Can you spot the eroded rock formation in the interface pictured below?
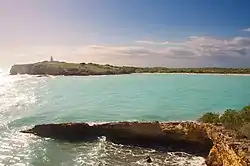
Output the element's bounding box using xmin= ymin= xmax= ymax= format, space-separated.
xmin=21 ymin=122 xmax=250 ymax=166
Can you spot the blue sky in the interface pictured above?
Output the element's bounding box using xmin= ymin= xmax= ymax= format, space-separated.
xmin=0 ymin=0 xmax=250 ymax=67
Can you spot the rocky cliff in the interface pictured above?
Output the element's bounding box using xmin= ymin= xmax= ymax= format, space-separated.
xmin=10 ymin=64 xmax=34 ymax=75
xmin=21 ymin=121 xmax=250 ymax=166
xmin=10 ymin=61 xmax=135 ymax=76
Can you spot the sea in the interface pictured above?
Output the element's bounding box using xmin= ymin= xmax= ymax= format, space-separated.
xmin=0 ymin=68 xmax=250 ymax=166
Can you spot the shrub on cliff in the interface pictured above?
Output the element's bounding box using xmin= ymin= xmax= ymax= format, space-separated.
xmin=240 ymin=105 xmax=250 ymax=122
xmin=220 ymin=109 xmax=243 ymax=130
xmin=197 ymin=112 xmax=220 ymax=124
xmin=198 ymin=105 xmax=250 ymax=139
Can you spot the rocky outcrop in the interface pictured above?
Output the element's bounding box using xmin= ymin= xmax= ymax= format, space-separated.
xmin=10 ymin=64 xmax=33 ymax=75
xmin=10 ymin=62 xmax=135 ymax=76
xmin=21 ymin=121 xmax=250 ymax=166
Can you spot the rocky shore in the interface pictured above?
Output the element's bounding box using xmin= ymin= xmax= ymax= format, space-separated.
xmin=21 ymin=121 xmax=250 ymax=166
xmin=10 ymin=61 xmax=250 ymax=76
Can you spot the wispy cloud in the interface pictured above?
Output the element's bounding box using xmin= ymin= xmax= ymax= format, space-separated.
xmin=74 ymin=36 xmax=250 ymax=66
xmin=242 ymin=28 xmax=250 ymax=32
xmin=135 ymin=41 xmax=169 ymax=45
xmin=2 ymin=36 xmax=250 ymax=67
xmin=135 ymin=41 xmax=156 ymax=44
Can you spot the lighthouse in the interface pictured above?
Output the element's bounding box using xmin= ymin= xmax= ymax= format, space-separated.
xmin=50 ymin=56 xmax=54 ymax=62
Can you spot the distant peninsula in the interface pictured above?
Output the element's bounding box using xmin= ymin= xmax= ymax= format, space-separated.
xmin=10 ymin=61 xmax=250 ymax=76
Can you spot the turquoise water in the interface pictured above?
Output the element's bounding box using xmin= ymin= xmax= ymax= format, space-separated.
xmin=0 ymin=72 xmax=250 ymax=165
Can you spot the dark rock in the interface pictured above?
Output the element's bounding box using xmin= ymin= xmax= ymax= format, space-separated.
xmin=145 ymin=156 xmax=152 ymax=163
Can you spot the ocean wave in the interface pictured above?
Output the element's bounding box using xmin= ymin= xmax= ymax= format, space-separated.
xmin=72 ymin=136 xmax=206 ymax=166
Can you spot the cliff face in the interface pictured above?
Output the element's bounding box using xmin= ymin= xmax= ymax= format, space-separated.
xmin=10 ymin=62 xmax=135 ymax=76
xmin=10 ymin=64 xmax=33 ymax=75
xmin=21 ymin=122 xmax=250 ymax=166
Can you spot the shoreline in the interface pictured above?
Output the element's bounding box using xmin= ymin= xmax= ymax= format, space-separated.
xmin=8 ymin=72 xmax=250 ymax=77
xmin=135 ymin=72 xmax=250 ymax=76
xmin=10 ymin=61 xmax=250 ymax=76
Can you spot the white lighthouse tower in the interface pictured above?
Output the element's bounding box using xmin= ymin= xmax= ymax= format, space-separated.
xmin=50 ymin=56 xmax=54 ymax=62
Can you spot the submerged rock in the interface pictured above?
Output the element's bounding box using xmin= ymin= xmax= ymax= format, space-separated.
xmin=145 ymin=156 xmax=153 ymax=163
xmin=21 ymin=122 xmax=250 ymax=166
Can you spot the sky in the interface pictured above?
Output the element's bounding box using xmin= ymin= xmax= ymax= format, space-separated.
xmin=0 ymin=0 xmax=250 ymax=68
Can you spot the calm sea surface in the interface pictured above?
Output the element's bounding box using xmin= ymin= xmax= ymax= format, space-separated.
xmin=0 ymin=70 xmax=250 ymax=166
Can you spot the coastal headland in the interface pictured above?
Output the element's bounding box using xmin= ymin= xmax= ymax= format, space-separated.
xmin=10 ymin=61 xmax=250 ymax=76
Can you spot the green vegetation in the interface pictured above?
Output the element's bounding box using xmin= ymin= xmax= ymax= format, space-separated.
xmin=198 ymin=105 xmax=250 ymax=138
xmin=197 ymin=112 xmax=220 ymax=124
xmin=134 ymin=67 xmax=250 ymax=74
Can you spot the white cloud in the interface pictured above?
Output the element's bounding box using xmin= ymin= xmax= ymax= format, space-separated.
xmin=135 ymin=36 xmax=250 ymax=59
xmin=160 ymin=41 xmax=169 ymax=44
xmin=136 ymin=41 xmax=168 ymax=45
xmin=135 ymin=41 xmax=156 ymax=44
xmin=242 ymin=28 xmax=250 ymax=32
xmin=1 ymin=36 xmax=250 ymax=68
